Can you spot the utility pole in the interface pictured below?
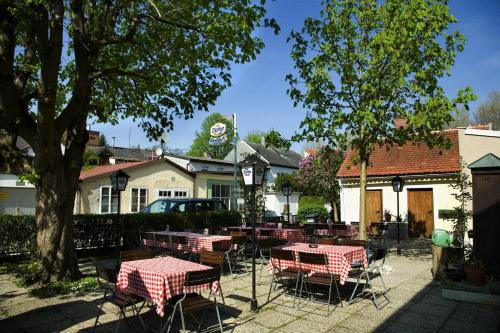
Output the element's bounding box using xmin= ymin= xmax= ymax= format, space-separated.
xmin=232 ymin=113 xmax=238 ymax=211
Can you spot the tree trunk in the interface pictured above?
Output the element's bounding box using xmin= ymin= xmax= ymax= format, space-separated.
xmin=358 ymin=156 xmax=368 ymax=240
xmin=35 ymin=138 xmax=85 ymax=282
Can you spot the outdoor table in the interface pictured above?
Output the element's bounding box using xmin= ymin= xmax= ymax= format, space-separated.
xmin=226 ymin=227 xmax=307 ymax=244
xmin=144 ymin=231 xmax=232 ymax=253
xmin=268 ymin=243 xmax=367 ymax=284
xmin=116 ymin=256 xmax=219 ymax=317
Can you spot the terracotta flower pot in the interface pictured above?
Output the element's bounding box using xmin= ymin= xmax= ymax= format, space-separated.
xmin=464 ymin=264 xmax=487 ymax=286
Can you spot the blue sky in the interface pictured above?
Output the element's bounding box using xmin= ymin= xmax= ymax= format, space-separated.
xmin=92 ymin=0 xmax=500 ymax=153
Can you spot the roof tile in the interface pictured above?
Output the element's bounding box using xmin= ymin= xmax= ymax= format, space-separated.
xmin=337 ymin=130 xmax=460 ymax=178
xmin=79 ymin=161 xmax=148 ymax=181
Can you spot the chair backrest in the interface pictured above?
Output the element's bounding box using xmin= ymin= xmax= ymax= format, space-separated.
xmin=270 ymin=248 xmax=295 ymax=261
xmin=199 ymin=250 xmax=224 ymax=267
xmin=95 ymin=264 xmax=118 ymax=286
xmin=303 ymin=226 xmax=315 ymax=236
xmin=332 ymin=224 xmax=348 ymax=231
xmin=258 ymin=237 xmax=279 ymax=249
xmin=120 ymin=248 xmax=152 ymax=263
xmin=230 ymin=231 xmax=246 ymax=237
xmin=333 ymin=238 xmax=366 ymax=247
xmin=231 ymin=235 xmax=247 ymax=247
xmin=298 ymin=251 xmax=328 ymax=267
xmin=212 ymin=240 xmax=231 ymax=252
xmin=318 ymin=238 xmax=335 ymax=245
xmin=171 ymin=235 xmax=188 ymax=245
xmin=155 ymin=234 xmax=169 ymax=244
xmin=185 ymin=267 xmax=221 ymax=288
xmin=259 ymin=229 xmax=276 ymax=237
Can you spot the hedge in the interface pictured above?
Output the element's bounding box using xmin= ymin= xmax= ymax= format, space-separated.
xmin=298 ymin=196 xmax=326 ymax=208
xmin=0 ymin=210 xmax=241 ymax=258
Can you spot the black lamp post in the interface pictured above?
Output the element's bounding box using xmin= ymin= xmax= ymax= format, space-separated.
xmin=110 ymin=170 xmax=130 ymax=256
xmin=281 ymin=181 xmax=292 ymax=223
xmin=391 ymin=175 xmax=404 ymax=256
xmin=239 ymin=154 xmax=268 ymax=311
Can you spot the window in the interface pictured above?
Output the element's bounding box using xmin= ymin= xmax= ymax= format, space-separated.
xmin=131 ymin=188 xmax=148 ymax=212
xmin=157 ymin=188 xmax=189 ymax=199
xmin=201 ymin=165 xmax=209 ymax=171
xmin=100 ymin=186 xmax=118 ymax=213
xmin=211 ymin=184 xmax=232 ymax=210
xmin=217 ymin=167 xmax=224 ymax=172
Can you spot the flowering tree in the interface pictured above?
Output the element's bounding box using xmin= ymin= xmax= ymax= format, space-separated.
xmin=296 ymin=148 xmax=344 ymax=221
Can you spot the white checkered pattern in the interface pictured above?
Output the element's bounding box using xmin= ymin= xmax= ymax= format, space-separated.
xmin=316 ymin=225 xmax=359 ymax=238
xmin=117 ymin=257 xmax=219 ymax=317
xmin=267 ymin=243 xmax=367 ymax=284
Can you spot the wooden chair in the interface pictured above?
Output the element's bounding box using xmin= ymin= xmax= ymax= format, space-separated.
xmin=297 ymin=252 xmax=342 ymax=315
xmin=231 ymin=235 xmax=248 ymax=274
xmin=257 ymin=238 xmax=279 ymax=283
xmin=120 ymin=249 xmax=152 ymax=263
xmin=212 ymin=240 xmax=236 ymax=275
xmin=164 ymin=268 xmax=223 ymax=333
xmin=260 ymin=229 xmax=276 ymax=237
xmin=230 ymin=231 xmax=247 ymax=237
xmin=333 ymin=238 xmax=367 ymax=247
xmin=171 ymin=235 xmax=191 ymax=260
xmin=318 ymin=237 xmax=336 ymax=245
xmin=267 ymin=248 xmax=300 ymax=306
xmin=93 ymin=264 xmax=146 ymax=333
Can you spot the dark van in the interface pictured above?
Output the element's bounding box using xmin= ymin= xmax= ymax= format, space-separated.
xmin=141 ymin=198 xmax=228 ymax=213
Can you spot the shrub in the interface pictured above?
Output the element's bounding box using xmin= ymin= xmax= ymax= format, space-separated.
xmin=296 ymin=205 xmax=328 ymax=224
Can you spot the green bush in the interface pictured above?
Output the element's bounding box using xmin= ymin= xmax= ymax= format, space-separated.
xmin=299 ymin=196 xmax=326 ymax=208
xmin=296 ymin=205 xmax=328 ymax=224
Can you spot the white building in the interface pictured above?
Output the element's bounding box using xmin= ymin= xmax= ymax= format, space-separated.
xmin=338 ymin=125 xmax=500 ymax=238
xmin=225 ymin=140 xmax=302 ymax=219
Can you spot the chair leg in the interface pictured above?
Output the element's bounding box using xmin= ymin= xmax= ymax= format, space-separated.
xmin=292 ymin=275 xmax=300 ymax=309
xmin=92 ymin=300 xmax=105 ymax=333
xmin=215 ymin=302 xmax=224 ymax=333
xmin=179 ymin=303 xmax=186 ymax=331
xmin=267 ymin=274 xmax=275 ymax=302
xmin=348 ymin=274 xmax=363 ymax=304
xmin=334 ymin=277 xmax=343 ymax=308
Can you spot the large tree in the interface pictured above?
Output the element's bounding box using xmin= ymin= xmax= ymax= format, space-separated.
xmin=287 ymin=0 xmax=475 ymax=239
xmin=296 ymin=147 xmax=343 ymax=221
xmin=474 ymin=91 xmax=500 ymax=130
xmin=0 ymin=0 xmax=277 ymax=282
xmin=188 ymin=112 xmax=234 ymax=159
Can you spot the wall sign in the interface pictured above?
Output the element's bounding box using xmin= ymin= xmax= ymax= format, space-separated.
xmin=209 ymin=122 xmax=227 ymax=146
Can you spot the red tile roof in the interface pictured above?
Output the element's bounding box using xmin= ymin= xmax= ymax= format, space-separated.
xmin=337 ymin=130 xmax=460 ymax=178
xmin=79 ymin=161 xmax=149 ymax=181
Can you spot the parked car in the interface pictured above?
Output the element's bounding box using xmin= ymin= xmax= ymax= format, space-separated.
xmin=141 ymin=198 xmax=228 ymax=213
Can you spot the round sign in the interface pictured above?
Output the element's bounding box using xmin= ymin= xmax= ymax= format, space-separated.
xmin=210 ymin=123 xmax=227 ymax=138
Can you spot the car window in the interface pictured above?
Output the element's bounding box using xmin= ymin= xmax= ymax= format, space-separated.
xmin=146 ymin=200 xmax=170 ymax=213
xmin=194 ymin=201 xmax=211 ymax=212
xmin=171 ymin=202 xmax=188 ymax=212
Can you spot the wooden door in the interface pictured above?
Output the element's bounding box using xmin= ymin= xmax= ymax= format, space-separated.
xmin=472 ymin=171 xmax=500 ymax=269
xmin=366 ymin=190 xmax=382 ymax=226
xmin=408 ymin=189 xmax=434 ymax=238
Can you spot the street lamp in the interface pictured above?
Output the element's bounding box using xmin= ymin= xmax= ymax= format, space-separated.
xmin=281 ymin=181 xmax=292 ymax=223
xmin=239 ymin=154 xmax=268 ymax=311
xmin=391 ymin=175 xmax=404 ymax=256
xmin=110 ymin=170 xmax=130 ymax=256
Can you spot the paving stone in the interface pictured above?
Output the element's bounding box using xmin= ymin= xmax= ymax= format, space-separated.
xmin=252 ymin=308 xmax=297 ymax=329
xmin=395 ymin=310 xmax=448 ymax=331
xmin=439 ymin=320 xmax=498 ymax=333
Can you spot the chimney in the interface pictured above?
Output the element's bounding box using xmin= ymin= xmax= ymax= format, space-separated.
xmin=112 ymin=136 xmax=116 ymax=148
xmin=394 ymin=118 xmax=408 ymax=129
xmin=261 ymin=136 xmax=266 ymax=146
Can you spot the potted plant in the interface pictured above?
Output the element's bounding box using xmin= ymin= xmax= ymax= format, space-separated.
xmin=383 ymin=209 xmax=392 ymax=222
xmin=463 ymin=244 xmax=487 ymax=286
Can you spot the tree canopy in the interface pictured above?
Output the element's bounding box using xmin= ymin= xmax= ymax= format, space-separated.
xmin=287 ymin=0 xmax=475 ymax=239
xmin=187 ymin=113 xmax=234 ymax=159
xmin=0 ymin=0 xmax=277 ymax=282
xmin=474 ymin=91 xmax=500 ymax=130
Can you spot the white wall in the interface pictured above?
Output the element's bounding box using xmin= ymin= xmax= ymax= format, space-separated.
xmin=265 ymin=192 xmax=299 ymax=217
xmin=340 ymin=175 xmax=459 ymax=233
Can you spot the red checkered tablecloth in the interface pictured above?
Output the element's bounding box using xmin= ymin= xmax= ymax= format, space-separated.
xmin=144 ymin=231 xmax=232 ymax=253
xmin=117 ymin=257 xmax=219 ymax=317
xmin=227 ymin=227 xmax=307 ymax=244
xmin=267 ymin=243 xmax=367 ymax=284
xmin=316 ymin=225 xmax=359 ymax=238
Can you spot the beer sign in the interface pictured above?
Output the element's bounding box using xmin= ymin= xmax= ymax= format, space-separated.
xmin=209 ymin=122 xmax=227 ymax=146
